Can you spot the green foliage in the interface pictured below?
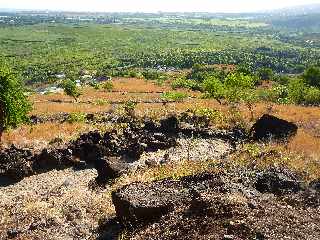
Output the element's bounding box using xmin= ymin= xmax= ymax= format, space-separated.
xmin=187 ymin=64 xmax=225 ymax=82
xmin=274 ymin=75 xmax=290 ymax=85
xmin=202 ymin=77 xmax=225 ymax=101
xmin=171 ymin=77 xmax=202 ymax=91
xmin=63 ymin=79 xmax=81 ymax=101
xmin=142 ymin=70 xmax=163 ymax=80
xmin=287 ymin=78 xmax=307 ymax=104
xmin=0 ymin=62 xmax=31 ymax=136
xmin=257 ymin=67 xmax=274 ymax=81
xmin=257 ymin=85 xmax=289 ymax=104
xmin=303 ymin=66 xmax=320 ymax=88
xmin=304 ymin=87 xmax=320 ymax=105
xmin=94 ymin=99 xmax=110 ymax=106
xmin=102 ymin=82 xmax=114 ymax=92
xmin=203 ymin=72 xmax=256 ymax=103
xmin=161 ymin=92 xmax=188 ymax=102
xmin=236 ymin=64 xmax=254 ymax=76
xmin=1 ymin=21 xmax=320 ymax=86
xmin=66 ymin=112 xmax=86 ymax=123
xmin=191 ymin=107 xmax=226 ymax=125
xmin=224 ymin=72 xmax=256 ymax=89
xmin=123 ymin=100 xmax=137 ymax=116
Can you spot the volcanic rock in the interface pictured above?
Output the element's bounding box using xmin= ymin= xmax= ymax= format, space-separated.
xmin=0 ymin=146 xmax=33 ymax=181
xmin=95 ymin=156 xmax=131 ymax=184
xmin=250 ymin=114 xmax=298 ymax=141
xmin=112 ymin=179 xmax=192 ymax=226
xmin=309 ymin=179 xmax=320 ymax=191
xmin=160 ymin=115 xmax=179 ymax=134
xmin=32 ymin=148 xmax=73 ymax=173
xmin=255 ymin=168 xmax=302 ymax=194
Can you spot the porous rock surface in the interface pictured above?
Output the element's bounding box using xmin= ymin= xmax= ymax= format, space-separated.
xmin=111 ymin=169 xmax=320 ymax=240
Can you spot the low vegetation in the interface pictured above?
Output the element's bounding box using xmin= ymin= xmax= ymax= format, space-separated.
xmin=0 ymin=9 xmax=320 ymax=240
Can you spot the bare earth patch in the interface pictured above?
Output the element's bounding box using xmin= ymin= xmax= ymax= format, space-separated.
xmin=0 ymin=168 xmax=114 ymax=240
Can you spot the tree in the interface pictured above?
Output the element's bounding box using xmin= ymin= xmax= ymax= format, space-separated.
xmin=257 ymin=67 xmax=274 ymax=81
xmin=303 ymin=66 xmax=320 ymax=88
xmin=288 ymin=78 xmax=306 ymax=104
xmin=202 ymin=77 xmax=225 ymax=104
xmin=63 ymin=79 xmax=81 ymax=102
xmin=0 ymin=63 xmax=31 ymax=141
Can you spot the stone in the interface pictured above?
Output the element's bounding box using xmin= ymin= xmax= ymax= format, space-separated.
xmin=309 ymin=179 xmax=320 ymax=191
xmin=250 ymin=114 xmax=298 ymax=141
xmin=160 ymin=115 xmax=179 ymax=134
xmin=112 ymin=179 xmax=191 ymax=226
xmin=95 ymin=156 xmax=131 ymax=184
xmin=255 ymin=168 xmax=301 ymax=194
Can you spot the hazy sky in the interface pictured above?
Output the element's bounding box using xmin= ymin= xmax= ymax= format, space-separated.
xmin=1 ymin=0 xmax=320 ymax=12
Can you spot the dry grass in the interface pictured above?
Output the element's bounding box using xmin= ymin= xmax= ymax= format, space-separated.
xmin=2 ymin=122 xmax=93 ymax=148
xmin=32 ymin=101 xmax=111 ymax=115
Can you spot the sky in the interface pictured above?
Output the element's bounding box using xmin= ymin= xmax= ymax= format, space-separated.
xmin=1 ymin=0 xmax=320 ymax=13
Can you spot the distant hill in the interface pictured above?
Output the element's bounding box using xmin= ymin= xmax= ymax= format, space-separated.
xmin=269 ymin=4 xmax=320 ymax=16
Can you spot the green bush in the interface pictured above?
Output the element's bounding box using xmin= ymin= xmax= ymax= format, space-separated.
xmin=187 ymin=64 xmax=225 ymax=82
xmin=274 ymin=75 xmax=290 ymax=85
xmin=202 ymin=77 xmax=225 ymax=101
xmin=94 ymin=99 xmax=110 ymax=106
xmin=171 ymin=77 xmax=201 ymax=91
xmin=304 ymin=87 xmax=320 ymax=105
xmin=192 ymin=108 xmax=225 ymax=123
xmin=224 ymin=72 xmax=256 ymax=89
xmin=0 ymin=62 xmax=31 ymax=139
xmin=257 ymin=85 xmax=289 ymax=104
xmin=63 ymin=79 xmax=81 ymax=101
xmin=288 ymin=78 xmax=306 ymax=104
xmin=257 ymin=67 xmax=274 ymax=81
xmin=303 ymin=66 xmax=320 ymax=88
xmin=161 ymin=92 xmax=188 ymax=102
xmin=66 ymin=112 xmax=86 ymax=123
xmin=102 ymin=81 xmax=114 ymax=92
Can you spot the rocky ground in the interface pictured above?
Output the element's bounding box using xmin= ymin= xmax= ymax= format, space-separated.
xmin=1 ymin=112 xmax=317 ymax=240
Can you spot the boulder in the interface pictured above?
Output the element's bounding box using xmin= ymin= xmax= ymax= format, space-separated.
xmin=250 ymin=114 xmax=298 ymax=141
xmin=95 ymin=156 xmax=131 ymax=184
xmin=112 ymin=179 xmax=192 ymax=226
xmin=32 ymin=148 xmax=73 ymax=172
xmin=111 ymin=173 xmax=246 ymax=226
xmin=255 ymin=168 xmax=301 ymax=194
xmin=0 ymin=146 xmax=34 ymax=181
xmin=160 ymin=116 xmax=179 ymax=134
xmin=309 ymin=179 xmax=320 ymax=191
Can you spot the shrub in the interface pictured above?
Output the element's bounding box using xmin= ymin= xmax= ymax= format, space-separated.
xmin=257 ymin=85 xmax=289 ymax=104
xmin=161 ymin=92 xmax=188 ymax=102
xmin=304 ymin=87 xmax=320 ymax=105
xmin=63 ymin=79 xmax=81 ymax=101
xmin=66 ymin=112 xmax=86 ymax=123
xmin=257 ymin=67 xmax=274 ymax=81
xmin=187 ymin=64 xmax=225 ymax=82
xmin=102 ymin=81 xmax=114 ymax=92
xmin=192 ymin=108 xmax=225 ymax=125
xmin=171 ymin=77 xmax=201 ymax=91
xmin=123 ymin=100 xmax=137 ymax=116
xmin=274 ymin=75 xmax=290 ymax=85
xmin=202 ymin=77 xmax=225 ymax=102
xmin=94 ymin=99 xmax=110 ymax=106
xmin=224 ymin=72 xmax=256 ymax=89
xmin=0 ymin=62 xmax=31 ymax=140
xmin=303 ymin=66 xmax=320 ymax=88
xmin=288 ymin=78 xmax=306 ymax=104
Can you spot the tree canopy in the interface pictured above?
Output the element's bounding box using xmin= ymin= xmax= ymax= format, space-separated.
xmin=303 ymin=66 xmax=320 ymax=88
xmin=0 ymin=62 xmax=31 ymax=140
